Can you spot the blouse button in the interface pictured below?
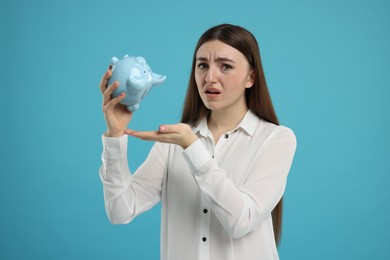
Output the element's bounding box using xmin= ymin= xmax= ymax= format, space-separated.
xmin=224 ymin=134 xmax=229 ymax=139
xmin=203 ymin=209 xmax=208 ymax=214
xmin=202 ymin=237 xmax=207 ymax=242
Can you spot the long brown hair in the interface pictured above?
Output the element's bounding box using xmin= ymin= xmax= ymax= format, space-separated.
xmin=181 ymin=24 xmax=283 ymax=246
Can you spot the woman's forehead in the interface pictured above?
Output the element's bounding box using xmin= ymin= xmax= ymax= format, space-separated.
xmin=196 ymin=40 xmax=244 ymax=61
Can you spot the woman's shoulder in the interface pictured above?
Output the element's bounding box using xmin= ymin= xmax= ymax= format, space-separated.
xmin=257 ymin=119 xmax=296 ymax=144
xmin=265 ymin=120 xmax=294 ymax=135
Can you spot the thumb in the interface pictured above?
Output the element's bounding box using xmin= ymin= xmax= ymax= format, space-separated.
xmin=159 ymin=124 xmax=180 ymax=133
xmin=159 ymin=125 xmax=168 ymax=133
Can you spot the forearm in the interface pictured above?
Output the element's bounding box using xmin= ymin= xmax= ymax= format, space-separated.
xmin=183 ymin=134 xmax=296 ymax=238
xmin=192 ymin=158 xmax=270 ymax=238
xmin=182 ymin=140 xmax=258 ymax=237
xmin=100 ymin=135 xmax=136 ymax=223
xmin=99 ymin=135 xmax=167 ymax=224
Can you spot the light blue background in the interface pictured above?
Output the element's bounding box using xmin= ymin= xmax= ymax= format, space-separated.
xmin=1 ymin=0 xmax=389 ymax=259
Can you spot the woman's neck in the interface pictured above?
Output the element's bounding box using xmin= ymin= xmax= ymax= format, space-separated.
xmin=208 ymin=105 xmax=248 ymax=135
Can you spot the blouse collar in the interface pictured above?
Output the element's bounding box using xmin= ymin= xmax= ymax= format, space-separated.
xmin=193 ymin=110 xmax=259 ymax=138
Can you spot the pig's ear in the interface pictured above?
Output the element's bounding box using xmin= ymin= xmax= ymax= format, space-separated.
xmin=111 ymin=56 xmax=119 ymax=65
xmin=135 ymin=56 xmax=146 ymax=64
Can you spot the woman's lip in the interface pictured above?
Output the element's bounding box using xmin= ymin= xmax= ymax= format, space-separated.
xmin=205 ymin=92 xmax=220 ymax=99
xmin=204 ymin=86 xmax=221 ymax=98
xmin=205 ymin=86 xmax=221 ymax=93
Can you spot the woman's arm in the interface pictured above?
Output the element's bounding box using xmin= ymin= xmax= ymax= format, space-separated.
xmin=126 ymin=123 xmax=296 ymax=238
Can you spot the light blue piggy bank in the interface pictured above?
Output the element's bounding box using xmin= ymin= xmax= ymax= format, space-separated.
xmin=108 ymin=55 xmax=166 ymax=111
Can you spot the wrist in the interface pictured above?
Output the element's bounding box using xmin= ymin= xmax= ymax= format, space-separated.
xmin=104 ymin=130 xmax=124 ymax=138
xmin=181 ymin=135 xmax=198 ymax=150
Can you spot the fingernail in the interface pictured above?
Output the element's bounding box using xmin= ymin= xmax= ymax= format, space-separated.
xmin=159 ymin=126 xmax=166 ymax=132
xmin=108 ymin=65 xmax=113 ymax=70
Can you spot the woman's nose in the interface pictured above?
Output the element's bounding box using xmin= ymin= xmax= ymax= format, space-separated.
xmin=205 ymin=66 xmax=217 ymax=83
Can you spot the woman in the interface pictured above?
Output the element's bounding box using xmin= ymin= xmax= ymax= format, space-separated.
xmin=99 ymin=24 xmax=296 ymax=260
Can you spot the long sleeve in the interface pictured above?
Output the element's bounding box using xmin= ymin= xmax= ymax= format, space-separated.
xmin=99 ymin=135 xmax=168 ymax=224
xmin=183 ymin=127 xmax=297 ymax=238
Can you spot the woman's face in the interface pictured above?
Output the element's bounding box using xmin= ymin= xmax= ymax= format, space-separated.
xmin=195 ymin=40 xmax=254 ymax=113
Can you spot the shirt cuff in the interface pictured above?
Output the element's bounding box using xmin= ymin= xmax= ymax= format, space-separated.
xmin=183 ymin=139 xmax=212 ymax=174
xmin=102 ymin=134 xmax=128 ymax=160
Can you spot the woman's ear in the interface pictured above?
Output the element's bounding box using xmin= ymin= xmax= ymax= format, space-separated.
xmin=246 ymin=71 xmax=255 ymax=88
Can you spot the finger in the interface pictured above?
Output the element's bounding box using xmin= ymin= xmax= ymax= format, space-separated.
xmin=102 ymin=81 xmax=120 ymax=105
xmin=99 ymin=65 xmax=113 ymax=94
xmin=125 ymin=129 xmax=162 ymax=141
xmin=103 ymin=92 xmax=126 ymax=112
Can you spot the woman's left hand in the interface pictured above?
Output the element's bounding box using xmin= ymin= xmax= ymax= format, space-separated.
xmin=125 ymin=123 xmax=198 ymax=149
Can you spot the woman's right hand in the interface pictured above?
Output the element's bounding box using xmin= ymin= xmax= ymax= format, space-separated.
xmin=100 ymin=66 xmax=133 ymax=137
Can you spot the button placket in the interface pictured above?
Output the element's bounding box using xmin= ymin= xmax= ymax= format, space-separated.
xmin=199 ymin=202 xmax=210 ymax=260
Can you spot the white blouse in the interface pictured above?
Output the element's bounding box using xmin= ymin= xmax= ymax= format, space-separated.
xmin=99 ymin=110 xmax=296 ymax=260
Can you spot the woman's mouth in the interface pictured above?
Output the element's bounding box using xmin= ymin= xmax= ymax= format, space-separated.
xmin=205 ymin=87 xmax=221 ymax=98
xmin=206 ymin=90 xmax=220 ymax=94
xmin=205 ymin=90 xmax=221 ymax=99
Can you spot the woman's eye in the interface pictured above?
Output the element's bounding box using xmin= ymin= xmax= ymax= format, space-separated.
xmin=197 ymin=63 xmax=208 ymax=69
xmin=222 ymin=64 xmax=233 ymax=70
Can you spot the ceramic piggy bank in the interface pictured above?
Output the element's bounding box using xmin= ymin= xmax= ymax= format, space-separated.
xmin=108 ymin=55 xmax=166 ymax=111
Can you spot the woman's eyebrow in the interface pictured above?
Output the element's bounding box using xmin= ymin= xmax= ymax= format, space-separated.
xmin=196 ymin=57 xmax=208 ymax=62
xmin=196 ymin=57 xmax=235 ymax=63
xmin=215 ymin=57 xmax=235 ymax=63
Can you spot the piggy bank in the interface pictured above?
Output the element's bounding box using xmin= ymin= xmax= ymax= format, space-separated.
xmin=108 ymin=55 xmax=166 ymax=111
